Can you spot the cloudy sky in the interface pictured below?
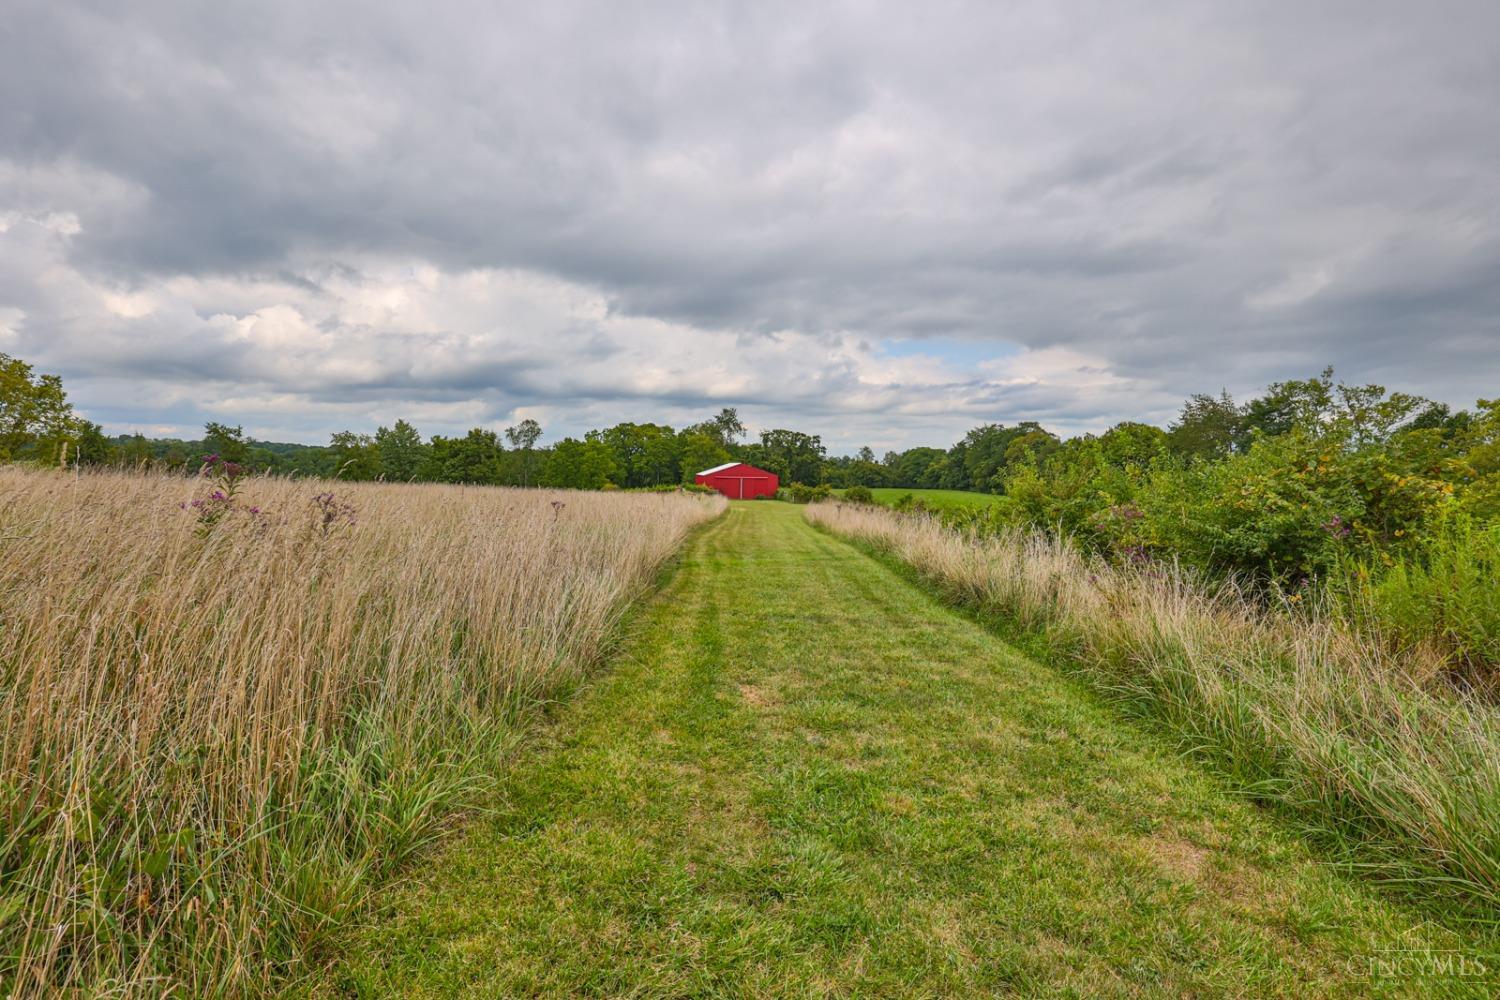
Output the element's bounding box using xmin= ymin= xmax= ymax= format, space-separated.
xmin=2 ymin=1 xmax=1497 ymax=452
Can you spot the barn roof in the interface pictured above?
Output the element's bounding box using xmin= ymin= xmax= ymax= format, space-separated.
xmin=696 ymin=461 xmax=743 ymax=476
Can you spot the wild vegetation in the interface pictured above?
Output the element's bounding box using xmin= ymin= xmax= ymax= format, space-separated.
xmin=5 ymin=348 xmax=1498 ymax=985
xmin=842 ymin=374 xmax=1500 ymax=688
xmin=836 ymin=486 xmax=1008 ymax=511
xmin=334 ymin=503 xmax=1491 ymax=997
xmin=0 ymin=464 xmax=722 ymax=995
xmin=805 ymin=500 xmax=1500 ymax=923
xmin=14 ymin=347 xmax=1496 ymax=641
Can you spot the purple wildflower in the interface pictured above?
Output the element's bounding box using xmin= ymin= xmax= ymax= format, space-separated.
xmin=311 ymin=491 xmax=357 ymax=535
xmin=1321 ymin=514 xmax=1351 ymax=539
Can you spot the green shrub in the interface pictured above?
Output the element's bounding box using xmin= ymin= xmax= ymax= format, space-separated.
xmin=843 ymin=485 xmax=873 ymax=504
xmin=889 ymin=492 xmax=925 ymax=513
xmin=1136 ymin=430 xmax=1365 ymax=582
xmin=785 ymin=482 xmax=831 ymax=504
xmin=626 ymin=483 xmax=717 ymax=495
xmin=1332 ymin=519 xmax=1500 ymax=685
xmin=1457 ymin=473 xmax=1500 ymax=521
xmin=1005 ymin=459 xmax=1145 ymax=550
xmin=936 ymin=497 xmax=1020 ymax=535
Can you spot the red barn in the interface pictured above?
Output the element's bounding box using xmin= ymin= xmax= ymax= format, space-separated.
xmin=695 ymin=461 xmax=779 ymax=499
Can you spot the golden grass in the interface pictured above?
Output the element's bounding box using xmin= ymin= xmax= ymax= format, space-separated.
xmin=805 ymin=500 xmax=1500 ymax=925
xmin=0 ymin=465 xmax=723 ymax=995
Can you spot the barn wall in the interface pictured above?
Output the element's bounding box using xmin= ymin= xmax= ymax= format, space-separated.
xmin=694 ymin=464 xmax=779 ymax=499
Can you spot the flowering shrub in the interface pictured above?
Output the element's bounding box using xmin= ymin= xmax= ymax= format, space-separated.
xmin=1322 ymin=514 xmax=1352 ymax=539
xmin=1089 ymin=501 xmax=1150 ymax=557
xmin=311 ymin=491 xmax=357 ymax=536
xmin=181 ymin=454 xmax=263 ymax=535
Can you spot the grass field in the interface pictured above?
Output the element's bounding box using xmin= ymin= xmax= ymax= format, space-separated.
xmin=0 ymin=466 xmax=722 ymax=996
xmin=328 ymin=501 xmax=1494 ymax=997
xmin=835 ymin=486 xmax=1005 ymax=510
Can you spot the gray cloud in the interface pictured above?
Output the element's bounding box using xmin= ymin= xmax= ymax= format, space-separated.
xmin=1 ymin=0 xmax=1497 ymax=450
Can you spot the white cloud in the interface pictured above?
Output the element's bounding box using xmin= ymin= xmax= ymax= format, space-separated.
xmin=3 ymin=219 xmax=1168 ymax=445
xmin=2 ymin=1 xmax=1497 ymax=450
xmin=0 ymin=307 xmax=23 ymax=344
xmin=1246 ymin=268 xmax=1334 ymax=310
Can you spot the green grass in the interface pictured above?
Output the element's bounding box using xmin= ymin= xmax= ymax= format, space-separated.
xmin=835 ymin=486 xmax=1005 ymax=511
xmin=322 ymin=502 xmax=1494 ymax=997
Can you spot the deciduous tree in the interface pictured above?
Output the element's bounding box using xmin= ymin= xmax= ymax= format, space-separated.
xmin=0 ymin=352 xmax=75 ymax=462
xmin=376 ymin=419 xmax=428 ymax=481
xmin=504 ymin=418 xmax=543 ymax=486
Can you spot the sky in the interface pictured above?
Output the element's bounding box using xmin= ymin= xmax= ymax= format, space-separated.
xmin=2 ymin=1 xmax=1497 ymax=453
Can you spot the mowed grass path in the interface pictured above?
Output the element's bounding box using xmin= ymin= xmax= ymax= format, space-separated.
xmin=328 ymin=502 xmax=1490 ymax=998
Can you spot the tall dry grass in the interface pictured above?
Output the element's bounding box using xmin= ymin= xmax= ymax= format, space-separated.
xmin=0 ymin=465 xmax=723 ymax=995
xmin=806 ymin=501 xmax=1500 ymax=925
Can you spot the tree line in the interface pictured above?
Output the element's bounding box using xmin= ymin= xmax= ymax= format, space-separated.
xmin=3 ymin=351 xmax=1494 ymax=521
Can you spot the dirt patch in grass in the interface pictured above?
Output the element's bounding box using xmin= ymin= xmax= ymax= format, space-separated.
xmin=1148 ymin=836 xmax=1213 ymax=881
xmin=738 ymin=682 xmax=778 ymax=708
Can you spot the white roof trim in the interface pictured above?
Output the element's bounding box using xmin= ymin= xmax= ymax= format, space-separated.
xmin=696 ymin=461 xmax=743 ymax=476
